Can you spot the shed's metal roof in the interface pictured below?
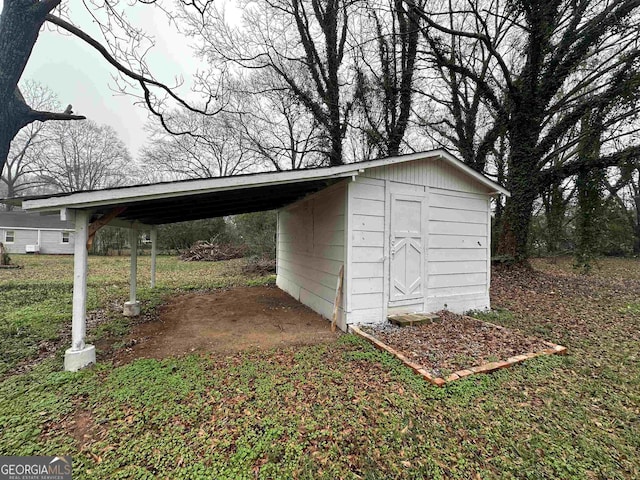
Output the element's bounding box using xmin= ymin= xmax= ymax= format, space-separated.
xmin=2 ymin=149 xmax=509 ymax=226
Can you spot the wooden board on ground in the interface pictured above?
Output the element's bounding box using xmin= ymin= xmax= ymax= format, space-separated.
xmin=331 ymin=265 xmax=344 ymax=332
xmin=388 ymin=313 xmax=441 ymax=327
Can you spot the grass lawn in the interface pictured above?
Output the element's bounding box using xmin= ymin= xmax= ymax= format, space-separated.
xmin=1 ymin=255 xmax=639 ymax=479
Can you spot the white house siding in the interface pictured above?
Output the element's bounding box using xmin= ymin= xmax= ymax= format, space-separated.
xmin=0 ymin=227 xmax=74 ymax=254
xmin=276 ymin=182 xmax=347 ymax=328
xmin=345 ymin=156 xmax=492 ymax=325
xmin=1 ymin=228 xmax=37 ymax=254
xmin=39 ymin=230 xmax=75 ymax=254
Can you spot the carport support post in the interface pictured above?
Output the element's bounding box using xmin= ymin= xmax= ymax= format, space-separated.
xmin=64 ymin=209 xmax=96 ymax=372
xmin=150 ymin=226 xmax=157 ymax=288
xmin=123 ymin=225 xmax=141 ymax=316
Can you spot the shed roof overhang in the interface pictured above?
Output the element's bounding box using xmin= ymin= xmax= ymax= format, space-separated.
xmin=3 ymin=149 xmax=509 ymax=226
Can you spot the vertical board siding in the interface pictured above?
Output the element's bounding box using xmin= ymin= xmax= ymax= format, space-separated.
xmin=276 ymin=182 xmax=346 ymax=326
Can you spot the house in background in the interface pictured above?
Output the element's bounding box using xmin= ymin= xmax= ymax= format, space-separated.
xmin=0 ymin=210 xmax=74 ymax=254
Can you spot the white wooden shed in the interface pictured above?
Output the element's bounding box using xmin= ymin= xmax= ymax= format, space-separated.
xmin=276 ymin=150 xmax=509 ymax=330
xmin=3 ymin=149 xmax=508 ymax=370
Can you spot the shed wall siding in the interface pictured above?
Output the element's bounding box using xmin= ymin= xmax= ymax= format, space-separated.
xmin=347 ymin=177 xmax=386 ymax=324
xmin=0 ymin=228 xmax=74 ymax=254
xmin=276 ymin=183 xmax=346 ymax=328
xmin=346 ymin=158 xmax=491 ymax=324
xmin=363 ymin=157 xmax=488 ymax=194
xmin=425 ymin=189 xmax=490 ymax=313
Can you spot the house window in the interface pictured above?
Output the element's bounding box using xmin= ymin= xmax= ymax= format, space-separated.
xmin=61 ymin=232 xmax=70 ymax=244
xmin=4 ymin=230 xmax=15 ymax=243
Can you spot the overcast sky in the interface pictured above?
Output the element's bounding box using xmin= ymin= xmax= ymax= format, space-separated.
xmin=18 ymin=0 xmax=214 ymax=158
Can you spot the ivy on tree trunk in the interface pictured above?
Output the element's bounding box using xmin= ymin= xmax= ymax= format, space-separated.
xmin=542 ymin=182 xmax=567 ymax=255
xmin=574 ymin=115 xmax=604 ymax=273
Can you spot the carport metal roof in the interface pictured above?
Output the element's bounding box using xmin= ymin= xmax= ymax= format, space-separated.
xmin=3 ymin=149 xmax=509 ymax=225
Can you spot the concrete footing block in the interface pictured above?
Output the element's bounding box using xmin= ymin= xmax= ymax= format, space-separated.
xmin=123 ymin=301 xmax=141 ymax=317
xmin=64 ymin=344 xmax=96 ymax=372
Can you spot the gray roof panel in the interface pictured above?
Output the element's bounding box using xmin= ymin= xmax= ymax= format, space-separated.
xmin=0 ymin=211 xmax=73 ymax=230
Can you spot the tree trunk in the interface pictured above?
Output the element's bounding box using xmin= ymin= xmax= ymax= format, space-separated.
xmin=0 ymin=92 xmax=33 ymax=173
xmin=0 ymin=127 xmax=14 ymax=178
xmin=492 ymin=137 xmax=507 ymax=247
xmin=574 ymin=168 xmax=604 ymax=272
xmin=4 ymin=180 xmax=15 ymax=210
xmin=0 ymin=0 xmax=52 ymax=174
xmin=496 ymin=124 xmax=540 ymax=261
xmin=328 ymin=124 xmax=343 ymax=166
xmin=633 ymin=194 xmax=640 ymax=255
xmin=544 ymin=183 xmax=566 ymax=255
xmin=496 ymin=181 xmax=538 ymax=261
xmin=574 ymin=114 xmax=603 ymax=273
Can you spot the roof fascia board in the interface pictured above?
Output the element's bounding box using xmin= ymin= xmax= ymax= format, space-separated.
xmin=435 ymin=149 xmax=511 ymax=197
xmin=21 ymin=168 xmax=360 ymax=212
xmin=355 ymin=149 xmax=510 ymax=197
xmin=18 ymin=148 xmax=509 ymax=212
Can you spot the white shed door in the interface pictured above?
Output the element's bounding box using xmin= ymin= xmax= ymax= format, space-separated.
xmin=389 ymin=194 xmax=425 ymax=303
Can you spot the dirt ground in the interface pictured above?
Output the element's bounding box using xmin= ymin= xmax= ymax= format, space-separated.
xmin=114 ymin=285 xmax=339 ymax=363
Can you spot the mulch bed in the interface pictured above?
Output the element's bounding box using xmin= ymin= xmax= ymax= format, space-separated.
xmin=357 ymin=311 xmax=566 ymax=386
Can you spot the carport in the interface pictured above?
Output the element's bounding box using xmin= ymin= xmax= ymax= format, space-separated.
xmin=7 ymin=163 xmax=366 ymax=371
xmin=5 ymin=149 xmax=508 ymax=372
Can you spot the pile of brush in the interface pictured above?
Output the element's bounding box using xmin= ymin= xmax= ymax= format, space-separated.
xmin=241 ymin=256 xmax=276 ymax=275
xmin=180 ymin=240 xmax=247 ymax=261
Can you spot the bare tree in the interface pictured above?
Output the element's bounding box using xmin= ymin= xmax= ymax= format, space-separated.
xmin=409 ymin=0 xmax=640 ymax=260
xmin=412 ymin=0 xmax=505 ymax=172
xmin=142 ymin=111 xmax=256 ymax=180
xmin=233 ymin=71 xmax=325 ymax=170
xmin=33 ymin=120 xmax=131 ymax=192
xmin=1 ymin=80 xmax=59 ymax=207
xmin=620 ymin=169 xmax=640 ymax=254
xmin=606 ymin=158 xmax=640 ymax=254
xmin=181 ymin=0 xmax=363 ymax=166
xmin=0 ymin=0 xmax=224 ymax=177
xmin=353 ymin=0 xmax=424 ymax=157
